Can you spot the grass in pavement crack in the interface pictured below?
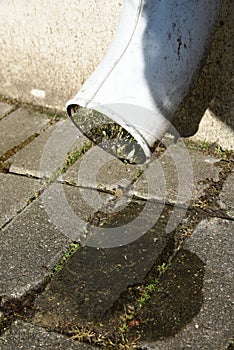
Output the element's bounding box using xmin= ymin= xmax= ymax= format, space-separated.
xmin=67 ymin=323 xmax=140 ymax=349
xmin=24 ymin=140 xmax=93 ymax=208
xmin=51 ymin=242 xmax=79 ymax=276
xmin=118 ymin=262 xmax=171 ymax=339
xmin=46 ymin=140 xmax=93 ymax=186
xmin=185 ymin=139 xmax=234 ymax=161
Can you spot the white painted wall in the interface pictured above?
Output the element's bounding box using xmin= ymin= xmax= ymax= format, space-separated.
xmin=0 ymin=0 xmax=122 ymax=110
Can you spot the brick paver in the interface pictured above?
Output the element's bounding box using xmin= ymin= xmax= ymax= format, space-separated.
xmin=0 ymin=107 xmax=50 ymax=158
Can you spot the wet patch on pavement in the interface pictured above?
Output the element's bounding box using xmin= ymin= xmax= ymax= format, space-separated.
xmin=26 ymin=199 xmax=181 ymax=332
xmin=127 ymin=249 xmax=205 ymax=341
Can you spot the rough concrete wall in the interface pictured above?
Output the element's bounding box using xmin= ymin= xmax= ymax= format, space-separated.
xmin=0 ymin=0 xmax=122 ymax=110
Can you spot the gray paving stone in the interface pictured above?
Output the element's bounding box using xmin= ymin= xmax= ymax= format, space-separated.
xmin=0 ymin=198 xmax=69 ymax=299
xmin=219 ymin=171 xmax=234 ymax=218
xmin=40 ymin=182 xmax=112 ymax=242
xmin=0 ymin=102 xmax=13 ymax=119
xmin=0 ymin=183 xmax=106 ymax=298
xmin=29 ymin=200 xmax=184 ymax=330
xmin=0 ymin=107 xmax=50 ymax=158
xmin=0 ymin=320 xmax=97 ymax=349
xmin=190 ymin=109 xmax=234 ymax=151
xmin=140 ymin=218 xmax=234 ymax=350
xmin=131 ymin=141 xmax=221 ymax=205
xmin=9 ymin=119 xmax=86 ymax=178
xmin=63 ymin=144 xmax=140 ymax=191
xmin=0 ymin=173 xmax=42 ymax=228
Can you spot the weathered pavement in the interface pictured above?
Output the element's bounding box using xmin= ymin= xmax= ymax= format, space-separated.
xmin=0 ymin=100 xmax=233 ymax=349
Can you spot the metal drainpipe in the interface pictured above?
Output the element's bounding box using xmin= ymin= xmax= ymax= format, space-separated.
xmin=66 ymin=0 xmax=221 ymax=163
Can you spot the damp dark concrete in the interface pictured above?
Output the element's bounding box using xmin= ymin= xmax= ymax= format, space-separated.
xmin=128 ymin=249 xmax=205 ymax=340
xmin=30 ymin=200 xmax=182 ymax=329
xmin=139 ymin=218 xmax=234 ymax=350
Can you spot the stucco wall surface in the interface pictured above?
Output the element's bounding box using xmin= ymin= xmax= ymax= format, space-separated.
xmin=0 ymin=0 xmax=122 ymax=110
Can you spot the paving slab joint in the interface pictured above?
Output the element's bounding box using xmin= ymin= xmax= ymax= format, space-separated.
xmin=190 ymin=161 xmax=234 ymax=221
xmin=0 ymin=94 xmax=66 ymax=120
xmin=0 ymin=105 xmax=19 ymax=121
xmin=0 ymin=277 xmax=50 ymax=336
xmin=43 ymin=139 xmax=94 ymax=189
xmin=2 ymin=139 xmax=94 ymax=230
xmin=0 ymin=133 xmax=40 ymax=164
xmin=0 ymin=175 xmax=43 ymax=230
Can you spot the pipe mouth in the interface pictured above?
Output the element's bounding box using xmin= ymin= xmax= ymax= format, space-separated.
xmin=68 ymin=105 xmax=150 ymax=165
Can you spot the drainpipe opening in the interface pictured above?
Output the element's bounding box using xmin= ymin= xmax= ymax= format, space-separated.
xmin=68 ymin=105 xmax=151 ymax=165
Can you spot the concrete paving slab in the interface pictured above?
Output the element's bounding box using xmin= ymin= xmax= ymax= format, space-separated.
xmin=0 ymin=183 xmax=106 ymax=298
xmin=219 ymin=172 xmax=234 ymax=219
xmin=190 ymin=108 xmax=234 ymax=152
xmin=131 ymin=140 xmax=221 ymax=205
xmin=40 ymin=182 xmax=113 ymax=242
xmin=0 ymin=108 xmax=50 ymax=158
xmin=29 ymin=201 xmax=176 ymax=327
xmin=63 ymin=144 xmax=139 ymax=192
xmin=0 ymin=102 xmax=13 ymax=119
xmin=29 ymin=200 xmax=184 ymax=330
xmin=0 ymin=197 xmax=70 ymax=299
xmin=0 ymin=173 xmax=42 ymax=228
xmin=9 ymin=119 xmax=87 ymax=178
xmin=0 ymin=320 xmax=97 ymax=349
xmin=139 ymin=218 xmax=234 ymax=350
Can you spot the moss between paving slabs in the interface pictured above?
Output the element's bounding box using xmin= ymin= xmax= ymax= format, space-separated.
xmin=51 ymin=242 xmax=79 ymax=275
xmin=26 ymin=140 xmax=93 ymax=205
xmin=47 ymin=139 xmax=93 ymax=185
xmin=0 ymin=94 xmax=66 ymax=121
xmin=185 ymin=138 xmax=234 ymax=161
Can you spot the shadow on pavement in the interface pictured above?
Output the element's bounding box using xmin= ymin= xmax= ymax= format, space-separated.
xmin=129 ymin=249 xmax=205 ymax=340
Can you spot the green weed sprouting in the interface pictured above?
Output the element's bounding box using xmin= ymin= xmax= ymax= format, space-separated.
xmin=215 ymin=145 xmax=227 ymax=160
xmin=52 ymin=242 xmax=79 ymax=275
xmin=64 ymin=140 xmax=93 ymax=169
xmin=46 ymin=140 xmax=93 ymax=186
xmin=137 ymin=262 xmax=171 ymax=308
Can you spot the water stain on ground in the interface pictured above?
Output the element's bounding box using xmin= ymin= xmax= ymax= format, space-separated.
xmin=128 ymin=249 xmax=205 ymax=341
xmin=24 ymin=198 xmax=206 ymax=347
xmin=30 ymin=199 xmax=173 ymax=327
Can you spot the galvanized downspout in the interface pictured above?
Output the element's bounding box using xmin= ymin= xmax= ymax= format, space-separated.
xmin=66 ymin=0 xmax=221 ymax=162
